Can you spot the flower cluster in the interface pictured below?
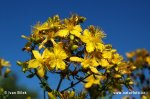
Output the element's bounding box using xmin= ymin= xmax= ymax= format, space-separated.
xmin=126 ymin=49 xmax=150 ymax=99
xmin=126 ymin=49 xmax=150 ymax=67
xmin=0 ymin=58 xmax=11 ymax=98
xmin=0 ymin=58 xmax=11 ymax=77
xmin=18 ymin=14 xmax=136 ymax=98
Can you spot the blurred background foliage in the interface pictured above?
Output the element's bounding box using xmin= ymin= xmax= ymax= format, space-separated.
xmin=0 ymin=58 xmax=38 ymax=99
xmin=0 ymin=74 xmax=38 ymax=99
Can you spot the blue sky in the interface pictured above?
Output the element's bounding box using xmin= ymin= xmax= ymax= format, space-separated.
xmin=0 ymin=0 xmax=150 ymax=99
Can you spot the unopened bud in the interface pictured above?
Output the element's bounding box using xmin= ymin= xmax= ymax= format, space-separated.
xmin=21 ymin=35 xmax=30 ymax=40
xmin=131 ymin=66 xmax=136 ymax=70
xmin=126 ymin=77 xmax=131 ymax=81
xmin=70 ymin=35 xmax=74 ymax=40
xmin=106 ymin=70 xmax=110 ymax=73
xmin=71 ymin=45 xmax=78 ymax=50
xmin=129 ymin=81 xmax=134 ymax=85
xmin=114 ymin=74 xmax=122 ymax=78
xmin=69 ymin=91 xmax=75 ymax=98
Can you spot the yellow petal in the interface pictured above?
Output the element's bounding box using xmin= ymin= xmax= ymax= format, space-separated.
xmin=48 ymin=92 xmax=56 ymax=99
xmin=28 ymin=59 xmax=40 ymax=68
xmin=102 ymin=51 xmax=112 ymax=59
xmin=83 ymin=29 xmax=91 ymax=37
xmin=85 ymin=82 xmax=93 ymax=88
xmin=74 ymin=25 xmax=82 ymax=32
xmin=91 ymin=58 xmax=99 ymax=67
xmin=53 ymin=44 xmax=67 ymax=59
xmin=0 ymin=59 xmax=10 ymax=66
xmin=36 ymin=22 xmax=48 ymax=31
xmin=96 ymin=43 xmax=105 ymax=52
xmin=141 ymin=95 xmax=147 ymax=99
xmin=81 ymin=59 xmax=90 ymax=68
xmin=70 ymin=30 xmax=81 ymax=37
xmin=49 ymin=60 xmax=56 ymax=70
xmin=94 ymin=75 xmax=104 ymax=84
xmin=71 ymin=25 xmax=82 ymax=37
xmin=32 ymin=50 xmax=42 ymax=60
xmin=146 ymin=56 xmax=150 ymax=65
xmin=80 ymin=37 xmax=88 ymax=46
xmin=57 ymin=61 xmax=66 ymax=70
xmin=99 ymin=59 xmax=110 ymax=67
xmin=90 ymin=67 xmax=99 ymax=73
xmin=42 ymin=48 xmax=52 ymax=59
xmin=37 ymin=66 xmax=45 ymax=78
xmin=126 ymin=52 xmax=135 ymax=58
xmin=86 ymin=42 xmax=95 ymax=52
xmin=56 ymin=29 xmax=69 ymax=37
xmin=70 ymin=57 xmax=83 ymax=62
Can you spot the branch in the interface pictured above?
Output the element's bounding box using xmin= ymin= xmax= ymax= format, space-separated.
xmin=61 ymin=74 xmax=91 ymax=92
xmin=56 ymin=77 xmax=63 ymax=91
xmin=34 ymin=69 xmax=52 ymax=92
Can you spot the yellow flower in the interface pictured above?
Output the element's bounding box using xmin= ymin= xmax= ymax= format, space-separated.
xmin=126 ymin=52 xmax=135 ymax=58
xmin=36 ymin=22 xmax=49 ymax=31
xmin=141 ymin=95 xmax=148 ymax=99
xmin=48 ymin=43 xmax=68 ymax=70
xmin=112 ymin=53 xmax=123 ymax=64
xmin=80 ymin=29 xmax=105 ymax=53
xmin=28 ymin=49 xmax=51 ymax=77
xmin=98 ymin=59 xmax=110 ymax=67
xmin=102 ymin=51 xmax=112 ymax=59
xmin=0 ymin=58 xmax=10 ymax=69
xmin=85 ymin=75 xmax=105 ymax=88
xmin=56 ymin=20 xmax=82 ymax=37
xmin=26 ymin=96 xmax=31 ymax=99
xmin=32 ymin=15 xmax=61 ymax=36
xmin=48 ymin=92 xmax=56 ymax=99
xmin=69 ymin=91 xmax=75 ymax=98
xmin=146 ymin=56 xmax=150 ymax=65
xmin=39 ymin=33 xmax=55 ymax=49
xmin=70 ymin=56 xmax=99 ymax=74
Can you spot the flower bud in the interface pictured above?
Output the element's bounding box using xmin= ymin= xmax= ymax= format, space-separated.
xmin=71 ymin=45 xmax=78 ymax=50
xmin=129 ymin=81 xmax=134 ymax=85
xmin=106 ymin=70 xmax=110 ymax=73
xmin=114 ymin=74 xmax=122 ymax=78
xmin=0 ymin=88 xmax=4 ymax=94
xmin=70 ymin=35 xmax=74 ymax=40
xmin=131 ymin=66 xmax=136 ymax=70
xmin=126 ymin=77 xmax=131 ymax=81
xmin=69 ymin=91 xmax=75 ymax=98
xmin=21 ymin=35 xmax=30 ymax=40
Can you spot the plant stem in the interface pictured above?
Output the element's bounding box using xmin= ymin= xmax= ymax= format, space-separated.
xmin=44 ymin=90 xmax=46 ymax=99
xmin=56 ymin=77 xmax=63 ymax=91
xmin=61 ymin=74 xmax=91 ymax=92
xmin=34 ymin=69 xmax=52 ymax=92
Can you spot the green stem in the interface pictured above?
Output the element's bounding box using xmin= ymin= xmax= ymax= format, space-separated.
xmin=61 ymin=74 xmax=91 ymax=92
xmin=56 ymin=77 xmax=63 ymax=91
xmin=44 ymin=90 xmax=46 ymax=99
xmin=34 ymin=69 xmax=52 ymax=91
